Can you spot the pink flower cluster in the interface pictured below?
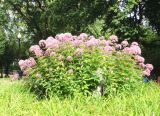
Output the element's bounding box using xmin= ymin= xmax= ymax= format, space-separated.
xmin=58 ymin=55 xmax=65 ymax=61
xmin=142 ymin=64 xmax=154 ymax=76
xmin=29 ymin=33 xmax=119 ymax=57
xmin=109 ymin=35 xmax=118 ymax=43
xmin=134 ymin=55 xmax=153 ymax=76
xmin=86 ymin=36 xmax=100 ymax=47
xmin=10 ymin=71 xmax=19 ymax=81
xmin=19 ymin=33 xmax=154 ymax=78
xmin=18 ymin=57 xmax=36 ymax=71
xmin=120 ymin=40 xmax=153 ymax=76
xmin=55 ymin=33 xmax=73 ymax=42
xmin=135 ymin=55 xmax=145 ymax=63
xmin=104 ymin=46 xmax=114 ymax=52
xmin=78 ymin=33 xmax=88 ymax=41
xmin=121 ymin=40 xmax=129 ymax=48
xmin=66 ymin=56 xmax=73 ymax=62
xmin=29 ymin=45 xmax=43 ymax=56
xmin=39 ymin=36 xmax=60 ymax=50
xmin=123 ymin=42 xmax=141 ymax=55
xmin=74 ymin=48 xmax=84 ymax=57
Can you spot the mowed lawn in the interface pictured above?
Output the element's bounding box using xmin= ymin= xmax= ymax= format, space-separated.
xmin=0 ymin=78 xmax=160 ymax=116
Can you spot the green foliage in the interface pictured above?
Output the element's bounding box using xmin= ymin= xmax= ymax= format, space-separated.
xmin=86 ymin=19 xmax=105 ymax=37
xmin=1 ymin=0 xmax=160 ymax=77
xmin=102 ymin=52 xmax=142 ymax=96
xmin=2 ymin=0 xmax=109 ymax=40
xmin=103 ymin=0 xmax=141 ymax=40
xmin=26 ymin=42 xmax=142 ymax=98
xmin=0 ymin=1 xmax=31 ymax=75
xmin=140 ymin=27 xmax=158 ymax=42
xmin=144 ymin=0 xmax=160 ymax=35
xmin=0 ymin=28 xmax=5 ymax=56
xmin=2 ymin=0 xmax=159 ymax=42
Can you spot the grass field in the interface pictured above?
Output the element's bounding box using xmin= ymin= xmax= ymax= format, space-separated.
xmin=0 ymin=78 xmax=160 ymax=116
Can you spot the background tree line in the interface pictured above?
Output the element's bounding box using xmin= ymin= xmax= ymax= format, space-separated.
xmin=0 ymin=0 xmax=160 ymax=77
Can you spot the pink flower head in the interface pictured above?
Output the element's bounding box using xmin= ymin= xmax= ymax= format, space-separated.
xmin=74 ymin=48 xmax=84 ymax=56
xmin=27 ymin=57 xmax=36 ymax=68
xmin=131 ymin=42 xmax=139 ymax=46
xmin=109 ymin=35 xmax=118 ymax=43
xmin=86 ymin=38 xmax=99 ymax=47
xmin=10 ymin=72 xmax=19 ymax=81
xmin=121 ymin=40 xmax=129 ymax=48
xmin=135 ymin=55 xmax=145 ymax=63
xmin=72 ymin=39 xmax=83 ymax=46
xmin=139 ymin=63 xmax=146 ymax=69
xmin=123 ymin=46 xmax=141 ymax=55
xmin=99 ymin=40 xmax=107 ymax=46
xmin=44 ymin=48 xmax=52 ymax=56
xmin=18 ymin=58 xmax=36 ymax=70
xmin=50 ymin=52 xmax=56 ymax=56
xmin=122 ymin=47 xmax=130 ymax=54
xmin=29 ymin=45 xmax=43 ymax=57
xmin=46 ymin=36 xmax=59 ymax=49
xmin=34 ymin=50 xmax=43 ymax=57
xmin=55 ymin=33 xmax=72 ymax=42
xmin=29 ymin=45 xmax=40 ymax=53
xmin=55 ymin=34 xmax=63 ymax=41
xmin=115 ymin=44 xmax=122 ymax=50
xmin=18 ymin=60 xmax=26 ymax=70
xmin=64 ymin=33 xmax=72 ymax=39
xmin=131 ymin=46 xmax=141 ymax=55
xmin=58 ymin=55 xmax=65 ymax=61
xmin=146 ymin=64 xmax=153 ymax=71
xmin=18 ymin=60 xmax=29 ymax=70
xmin=39 ymin=40 xmax=46 ymax=49
xmin=78 ymin=33 xmax=88 ymax=41
xmin=106 ymin=40 xmax=111 ymax=46
xmin=129 ymin=42 xmax=141 ymax=55
xmin=71 ymin=36 xmax=78 ymax=41
xmin=104 ymin=46 xmax=114 ymax=52
xmin=89 ymin=36 xmax=96 ymax=40
xmin=66 ymin=56 xmax=73 ymax=62
xmin=100 ymin=39 xmax=112 ymax=46
xmin=143 ymin=69 xmax=151 ymax=76
xmin=63 ymin=33 xmax=73 ymax=41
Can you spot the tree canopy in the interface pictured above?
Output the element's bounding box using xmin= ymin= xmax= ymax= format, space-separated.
xmin=0 ymin=0 xmax=160 ymax=76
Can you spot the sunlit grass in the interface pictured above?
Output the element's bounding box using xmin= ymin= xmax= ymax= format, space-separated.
xmin=0 ymin=78 xmax=160 ymax=116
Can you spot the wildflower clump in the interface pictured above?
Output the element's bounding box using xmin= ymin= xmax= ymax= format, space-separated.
xmin=19 ymin=33 xmax=153 ymax=98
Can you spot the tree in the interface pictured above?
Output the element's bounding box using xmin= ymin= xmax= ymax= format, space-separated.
xmin=0 ymin=28 xmax=5 ymax=55
xmin=1 ymin=0 xmax=160 ymax=77
xmin=0 ymin=1 xmax=30 ymax=77
xmin=0 ymin=27 xmax=6 ymax=77
xmin=3 ymin=0 xmax=157 ymax=41
xmin=2 ymin=0 xmax=113 ymax=41
xmin=144 ymin=0 xmax=160 ymax=36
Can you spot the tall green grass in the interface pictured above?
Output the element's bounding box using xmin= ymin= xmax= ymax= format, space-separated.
xmin=0 ymin=78 xmax=160 ymax=116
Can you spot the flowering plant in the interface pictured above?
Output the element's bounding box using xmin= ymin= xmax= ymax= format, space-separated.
xmin=19 ymin=33 xmax=153 ymax=98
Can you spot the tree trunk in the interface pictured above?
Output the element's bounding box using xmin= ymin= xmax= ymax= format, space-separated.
xmin=4 ymin=65 xmax=9 ymax=77
xmin=0 ymin=67 xmax=3 ymax=78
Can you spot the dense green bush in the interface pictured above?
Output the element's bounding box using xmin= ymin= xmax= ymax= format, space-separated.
xmin=19 ymin=33 xmax=152 ymax=98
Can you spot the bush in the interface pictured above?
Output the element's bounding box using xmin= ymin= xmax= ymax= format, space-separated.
xmin=18 ymin=33 xmax=153 ymax=98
